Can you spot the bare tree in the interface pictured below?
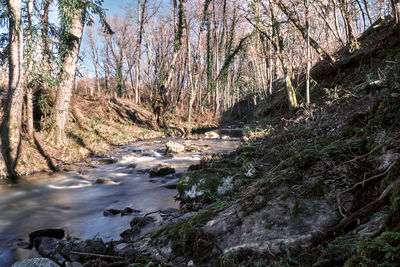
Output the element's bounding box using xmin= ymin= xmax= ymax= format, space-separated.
xmin=87 ymin=26 xmax=101 ymax=96
xmin=274 ymin=0 xmax=336 ymax=64
xmin=305 ymin=0 xmax=311 ymax=106
xmin=250 ymin=0 xmax=298 ymax=108
xmin=134 ymin=0 xmax=149 ymax=104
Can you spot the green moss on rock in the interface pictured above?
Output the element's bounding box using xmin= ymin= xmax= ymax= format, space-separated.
xmin=177 ymin=168 xmax=231 ymax=201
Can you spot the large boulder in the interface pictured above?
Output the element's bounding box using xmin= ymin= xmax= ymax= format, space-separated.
xmin=36 ymin=238 xmax=66 ymax=266
xmin=12 ymin=258 xmax=59 ymax=267
xmin=165 ymin=141 xmax=185 ymax=154
xmin=65 ymin=238 xmax=107 ymax=261
xmin=129 ymin=216 xmax=156 ymax=228
xmin=121 ymin=207 xmax=140 ymax=216
xmin=120 ymin=227 xmax=141 ymax=242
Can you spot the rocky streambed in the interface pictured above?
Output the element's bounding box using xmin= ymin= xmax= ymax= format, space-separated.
xmin=0 ymin=134 xmax=241 ymax=266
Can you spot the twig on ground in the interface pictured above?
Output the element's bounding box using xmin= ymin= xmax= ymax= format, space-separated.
xmin=69 ymin=251 xmax=126 ymax=260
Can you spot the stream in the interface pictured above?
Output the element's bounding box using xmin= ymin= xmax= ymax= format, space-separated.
xmin=0 ymin=135 xmax=240 ymax=266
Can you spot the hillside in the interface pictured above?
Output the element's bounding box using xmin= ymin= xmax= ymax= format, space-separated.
xmin=127 ymin=17 xmax=400 ymax=266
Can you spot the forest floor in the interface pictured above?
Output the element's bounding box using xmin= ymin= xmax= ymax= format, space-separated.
xmin=0 ymin=96 xmax=217 ymax=179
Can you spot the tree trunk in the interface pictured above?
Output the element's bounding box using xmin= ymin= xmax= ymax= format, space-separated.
xmin=361 ymin=0 xmax=373 ymax=26
xmin=117 ymin=61 xmax=123 ymax=97
xmin=186 ymin=25 xmax=195 ymax=124
xmin=104 ymin=45 xmax=111 ymax=94
xmin=215 ymin=41 xmax=220 ymax=116
xmin=41 ymin=0 xmax=52 ymax=72
xmin=305 ymin=0 xmax=311 ymax=106
xmin=134 ymin=0 xmax=148 ymax=104
xmin=161 ymin=0 xmax=185 ymax=90
xmin=283 ymin=64 xmax=297 ymax=109
xmin=392 ymin=0 xmax=400 ymax=24
xmin=26 ymin=0 xmax=34 ymax=138
xmin=338 ymin=0 xmax=355 ymax=44
xmin=2 ymin=0 xmax=24 ymax=175
xmin=355 ymin=0 xmax=366 ymax=31
xmin=53 ymin=2 xmax=85 ymax=145
xmin=312 ymin=1 xmax=344 ymax=46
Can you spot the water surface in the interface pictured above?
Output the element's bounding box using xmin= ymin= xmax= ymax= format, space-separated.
xmin=0 ymin=137 xmax=240 ymax=265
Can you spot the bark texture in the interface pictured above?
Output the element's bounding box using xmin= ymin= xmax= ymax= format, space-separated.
xmin=26 ymin=0 xmax=34 ymax=138
xmin=53 ymin=2 xmax=85 ymax=145
xmin=1 ymin=0 xmax=24 ymax=175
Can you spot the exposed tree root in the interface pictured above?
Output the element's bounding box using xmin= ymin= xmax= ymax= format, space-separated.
xmin=327 ymin=177 xmax=400 ymax=236
xmin=337 ymin=162 xmax=396 ymax=218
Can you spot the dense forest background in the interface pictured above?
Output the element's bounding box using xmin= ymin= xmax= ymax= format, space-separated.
xmin=0 ymin=0 xmax=399 ymax=176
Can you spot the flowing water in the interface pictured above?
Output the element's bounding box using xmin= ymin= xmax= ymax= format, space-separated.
xmin=0 ymin=137 xmax=240 ymax=265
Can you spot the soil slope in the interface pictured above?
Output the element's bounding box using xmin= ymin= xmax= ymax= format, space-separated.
xmin=134 ymin=17 xmax=400 ymax=266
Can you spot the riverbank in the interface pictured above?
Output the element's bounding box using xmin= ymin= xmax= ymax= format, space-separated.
xmin=0 ymin=96 xmax=217 ymax=179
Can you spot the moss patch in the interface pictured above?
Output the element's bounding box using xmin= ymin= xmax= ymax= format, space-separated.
xmin=177 ymin=168 xmax=231 ymax=201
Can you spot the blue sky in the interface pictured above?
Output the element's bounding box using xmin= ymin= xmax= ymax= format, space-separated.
xmin=103 ymin=0 xmax=134 ymax=16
